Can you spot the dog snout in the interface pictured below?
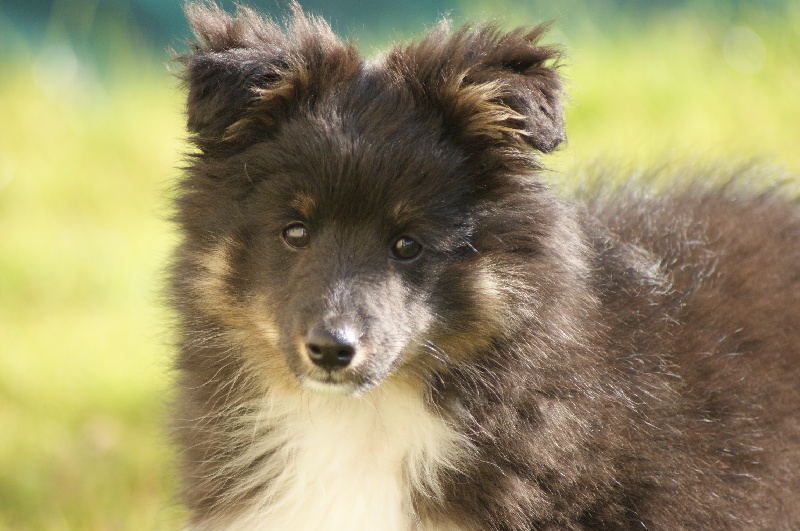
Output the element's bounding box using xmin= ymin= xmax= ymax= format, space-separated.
xmin=305 ymin=325 xmax=359 ymax=371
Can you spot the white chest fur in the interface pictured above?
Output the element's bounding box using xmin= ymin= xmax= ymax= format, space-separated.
xmin=208 ymin=381 xmax=468 ymax=531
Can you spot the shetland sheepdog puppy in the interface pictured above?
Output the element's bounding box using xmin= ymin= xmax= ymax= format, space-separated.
xmin=170 ymin=3 xmax=800 ymax=529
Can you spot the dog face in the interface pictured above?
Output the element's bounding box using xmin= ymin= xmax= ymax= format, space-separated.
xmin=231 ymin=103 xmax=485 ymax=394
xmin=175 ymin=4 xmax=566 ymax=395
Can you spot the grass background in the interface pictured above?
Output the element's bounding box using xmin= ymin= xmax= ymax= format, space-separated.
xmin=1 ymin=1 xmax=799 ymax=529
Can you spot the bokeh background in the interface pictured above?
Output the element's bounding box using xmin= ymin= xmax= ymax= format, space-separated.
xmin=1 ymin=0 xmax=798 ymax=528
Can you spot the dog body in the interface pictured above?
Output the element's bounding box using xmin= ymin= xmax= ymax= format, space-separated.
xmin=171 ymin=4 xmax=800 ymax=529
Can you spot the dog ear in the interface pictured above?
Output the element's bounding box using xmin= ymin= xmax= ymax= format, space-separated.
xmin=386 ymin=21 xmax=565 ymax=156
xmin=177 ymin=2 xmax=359 ymax=149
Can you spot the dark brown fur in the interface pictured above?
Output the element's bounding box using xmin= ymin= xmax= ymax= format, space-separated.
xmin=171 ymin=3 xmax=800 ymax=529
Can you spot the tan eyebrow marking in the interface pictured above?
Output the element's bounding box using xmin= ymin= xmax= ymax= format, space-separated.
xmin=290 ymin=192 xmax=316 ymax=218
xmin=390 ymin=199 xmax=418 ymax=226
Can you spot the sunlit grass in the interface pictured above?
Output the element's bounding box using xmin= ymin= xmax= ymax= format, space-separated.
xmin=550 ymin=12 xmax=800 ymax=176
xmin=0 ymin=47 xmax=184 ymax=529
xmin=0 ymin=7 xmax=797 ymax=529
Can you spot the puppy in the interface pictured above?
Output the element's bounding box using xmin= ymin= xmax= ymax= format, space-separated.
xmin=170 ymin=3 xmax=800 ymax=529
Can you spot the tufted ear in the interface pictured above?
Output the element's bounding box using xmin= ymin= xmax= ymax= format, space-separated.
xmin=177 ymin=2 xmax=359 ymax=150
xmin=386 ymin=21 xmax=565 ymax=157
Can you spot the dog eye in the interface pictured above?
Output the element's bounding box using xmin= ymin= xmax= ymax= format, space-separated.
xmin=282 ymin=223 xmax=310 ymax=248
xmin=391 ymin=236 xmax=422 ymax=261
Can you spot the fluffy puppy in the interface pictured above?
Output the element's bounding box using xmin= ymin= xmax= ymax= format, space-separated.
xmin=170 ymin=3 xmax=800 ymax=529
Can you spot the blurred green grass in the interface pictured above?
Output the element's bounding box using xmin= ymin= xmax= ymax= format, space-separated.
xmin=0 ymin=45 xmax=184 ymax=529
xmin=1 ymin=5 xmax=798 ymax=529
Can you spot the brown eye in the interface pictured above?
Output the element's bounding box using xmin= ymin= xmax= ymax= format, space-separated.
xmin=283 ymin=223 xmax=310 ymax=248
xmin=391 ymin=236 xmax=422 ymax=261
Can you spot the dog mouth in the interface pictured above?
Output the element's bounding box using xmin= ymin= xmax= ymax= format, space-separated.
xmin=296 ymin=346 xmax=413 ymax=397
xmin=298 ymin=363 xmax=387 ymax=396
xmin=282 ymin=323 xmax=413 ymax=395
xmin=300 ymin=374 xmax=363 ymax=395
xmin=296 ymin=351 xmax=392 ymax=396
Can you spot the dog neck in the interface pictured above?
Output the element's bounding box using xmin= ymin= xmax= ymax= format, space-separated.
xmin=206 ymin=379 xmax=469 ymax=530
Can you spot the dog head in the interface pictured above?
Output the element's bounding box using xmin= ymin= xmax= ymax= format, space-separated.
xmin=175 ymin=3 xmax=570 ymax=395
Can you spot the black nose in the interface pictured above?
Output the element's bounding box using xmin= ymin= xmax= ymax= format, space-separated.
xmin=305 ymin=325 xmax=358 ymax=371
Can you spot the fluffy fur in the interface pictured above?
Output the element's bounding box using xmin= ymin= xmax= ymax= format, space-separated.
xmin=170 ymin=3 xmax=800 ymax=529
